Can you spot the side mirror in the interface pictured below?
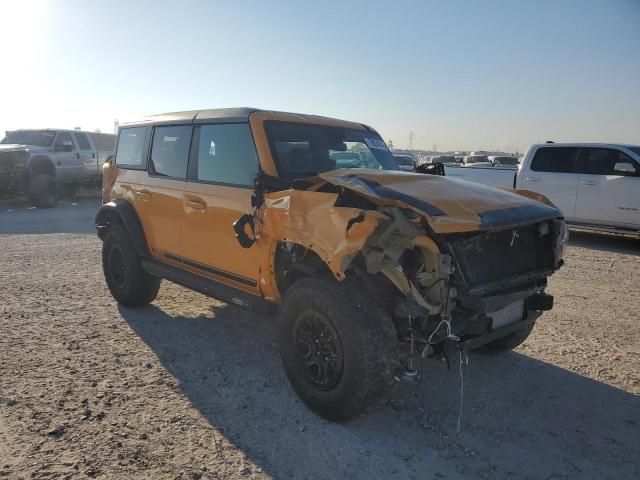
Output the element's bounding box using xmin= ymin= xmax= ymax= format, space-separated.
xmin=614 ymin=162 xmax=636 ymax=175
xmin=55 ymin=143 xmax=73 ymax=152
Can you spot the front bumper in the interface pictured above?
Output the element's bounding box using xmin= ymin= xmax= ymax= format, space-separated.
xmin=0 ymin=167 xmax=27 ymax=194
xmin=459 ymin=311 xmax=541 ymax=351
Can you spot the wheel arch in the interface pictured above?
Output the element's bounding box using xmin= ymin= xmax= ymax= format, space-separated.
xmin=273 ymin=242 xmax=334 ymax=296
xmin=28 ymin=156 xmax=56 ymax=178
xmin=95 ymin=200 xmax=150 ymax=258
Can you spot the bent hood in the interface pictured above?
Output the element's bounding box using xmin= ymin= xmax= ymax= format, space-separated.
xmin=315 ymin=169 xmax=562 ymax=234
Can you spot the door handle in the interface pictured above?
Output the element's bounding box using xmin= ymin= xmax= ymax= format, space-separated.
xmin=524 ymin=177 xmax=540 ymax=182
xmin=186 ymin=199 xmax=206 ymax=210
xmin=134 ymin=190 xmax=151 ymax=201
xmin=579 ymin=180 xmax=598 ymax=186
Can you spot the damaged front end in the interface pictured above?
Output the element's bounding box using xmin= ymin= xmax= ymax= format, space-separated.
xmin=235 ymin=169 xmax=566 ymax=375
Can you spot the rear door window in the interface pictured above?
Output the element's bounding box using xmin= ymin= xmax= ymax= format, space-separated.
xmin=530 ymin=147 xmax=578 ymax=173
xmin=73 ymin=132 xmax=92 ymax=151
xmin=150 ymin=126 xmax=192 ymax=179
xmin=576 ymin=148 xmax=637 ymax=175
xmin=192 ymin=124 xmax=258 ymax=186
xmin=54 ymin=132 xmax=75 ymax=151
xmin=115 ymin=127 xmax=147 ymax=168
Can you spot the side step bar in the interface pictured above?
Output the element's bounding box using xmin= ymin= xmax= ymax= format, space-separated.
xmin=567 ymin=221 xmax=640 ymax=237
xmin=142 ymin=259 xmax=276 ymax=316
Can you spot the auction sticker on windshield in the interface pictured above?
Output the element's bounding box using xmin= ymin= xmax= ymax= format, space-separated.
xmin=364 ymin=138 xmax=389 ymax=151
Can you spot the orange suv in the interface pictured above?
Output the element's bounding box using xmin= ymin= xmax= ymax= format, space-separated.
xmin=97 ymin=108 xmax=566 ymax=420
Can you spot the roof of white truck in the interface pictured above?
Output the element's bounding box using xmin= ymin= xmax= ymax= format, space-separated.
xmin=530 ymin=142 xmax=640 ymax=149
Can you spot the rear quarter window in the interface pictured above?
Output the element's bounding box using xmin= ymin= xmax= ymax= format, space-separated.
xmin=115 ymin=127 xmax=147 ymax=168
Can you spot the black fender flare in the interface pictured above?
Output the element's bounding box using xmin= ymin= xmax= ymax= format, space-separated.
xmin=95 ymin=200 xmax=150 ymax=258
xmin=27 ymin=155 xmax=56 ymax=178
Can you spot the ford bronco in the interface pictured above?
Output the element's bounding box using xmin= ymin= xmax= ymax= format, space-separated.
xmin=97 ymin=108 xmax=567 ymax=420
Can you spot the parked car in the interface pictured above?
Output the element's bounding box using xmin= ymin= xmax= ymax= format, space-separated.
xmin=0 ymin=129 xmax=115 ymax=207
xmin=489 ymin=155 xmax=519 ymax=168
xmin=462 ymin=155 xmax=492 ymax=166
xmin=97 ymin=108 xmax=566 ymax=421
xmin=392 ymin=153 xmax=415 ymax=171
xmin=440 ymin=143 xmax=640 ymax=235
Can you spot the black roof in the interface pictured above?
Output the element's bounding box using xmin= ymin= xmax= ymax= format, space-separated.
xmin=122 ymin=108 xmax=261 ymax=127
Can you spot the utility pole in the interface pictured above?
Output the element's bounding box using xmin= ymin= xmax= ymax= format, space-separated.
xmin=408 ymin=131 xmax=415 ymax=150
xmin=114 ymin=119 xmax=119 ymax=134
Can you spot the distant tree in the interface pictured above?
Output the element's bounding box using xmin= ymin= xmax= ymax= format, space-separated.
xmin=388 ymin=140 xmax=394 ymax=149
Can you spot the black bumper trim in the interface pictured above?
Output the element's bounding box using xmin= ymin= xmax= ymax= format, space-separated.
xmin=459 ymin=311 xmax=542 ymax=351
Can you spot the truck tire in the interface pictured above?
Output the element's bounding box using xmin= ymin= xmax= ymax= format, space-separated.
xmin=474 ymin=322 xmax=535 ymax=353
xmin=27 ymin=174 xmax=59 ymax=208
xmin=102 ymin=225 xmax=161 ymax=307
xmin=278 ymin=275 xmax=399 ymax=421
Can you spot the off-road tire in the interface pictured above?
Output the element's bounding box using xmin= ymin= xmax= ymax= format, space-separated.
xmin=27 ymin=174 xmax=59 ymax=208
xmin=474 ymin=322 xmax=535 ymax=353
xmin=102 ymin=226 xmax=160 ymax=307
xmin=278 ymin=275 xmax=400 ymax=421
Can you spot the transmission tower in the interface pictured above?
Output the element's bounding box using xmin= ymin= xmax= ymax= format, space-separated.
xmin=408 ymin=131 xmax=415 ymax=150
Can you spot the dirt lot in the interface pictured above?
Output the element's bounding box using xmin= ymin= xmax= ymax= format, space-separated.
xmin=0 ymin=198 xmax=639 ymax=479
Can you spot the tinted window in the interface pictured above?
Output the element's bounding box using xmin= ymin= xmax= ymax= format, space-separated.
xmin=73 ymin=132 xmax=92 ymax=150
xmin=530 ymin=147 xmax=578 ymax=173
xmin=150 ymin=126 xmax=191 ymax=178
xmin=195 ymin=124 xmax=258 ymax=186
xmin=115 ymin=127 xmax=147 ymax=167
xmin=577 ymin=148 xmax=637 ymax=175
xmin=55 ymin=132 xmax=74 ymax=149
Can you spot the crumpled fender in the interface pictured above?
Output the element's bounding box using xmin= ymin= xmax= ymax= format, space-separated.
xmin=257 ymin=189 xmax=387 ymax=280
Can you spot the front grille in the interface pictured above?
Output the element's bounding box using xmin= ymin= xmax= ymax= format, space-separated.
xmin=0 ymin=153 xmax=12 ymax=173
xmin=447 ymin=222 xmax=557 ymax=287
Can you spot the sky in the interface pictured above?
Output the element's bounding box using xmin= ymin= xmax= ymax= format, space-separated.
xmin=0 ymin=0 xmax=638 ymax=152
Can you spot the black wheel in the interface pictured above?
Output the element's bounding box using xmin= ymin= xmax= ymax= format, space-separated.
xmin=102 ymin=226 xmax=160 ymax=307
xmin=27 ymin=174 xmax=59 ymax=208
xmin=474 ymin=322 xmax=535 ymax=353
xmin=279 ymin=275 xmax=400 ymax=421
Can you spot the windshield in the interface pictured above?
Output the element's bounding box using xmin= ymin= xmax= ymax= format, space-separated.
xmin=1 ymin=130 xmax=56 ymax=147
xmin=265 ymin=121 xmax=399 ymax=181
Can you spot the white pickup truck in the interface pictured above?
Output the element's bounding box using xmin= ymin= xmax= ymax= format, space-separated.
xmin=442 ymin=143 xmax=640 ymax=235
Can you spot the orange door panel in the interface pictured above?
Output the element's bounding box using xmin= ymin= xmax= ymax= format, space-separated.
xmin=133 ymin=176 xmax=186 ymax=259
xmin=182 ymin=182 xmax=266 ymax=294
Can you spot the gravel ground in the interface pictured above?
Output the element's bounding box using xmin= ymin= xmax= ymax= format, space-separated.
xmin=0 ymin=199 xmax=639 ymax=479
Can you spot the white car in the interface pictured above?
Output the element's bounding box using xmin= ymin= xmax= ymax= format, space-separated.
xmin=516 ymin=143 xmax=640 ymax=235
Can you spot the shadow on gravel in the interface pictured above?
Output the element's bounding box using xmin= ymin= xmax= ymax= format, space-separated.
xmin=569 ymin=230 xmax=639 ymax=256
xmin=120 ymin=304 xmax=640 ymax=480
xmin=0 ymin=197 xmax=99 ymax=235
